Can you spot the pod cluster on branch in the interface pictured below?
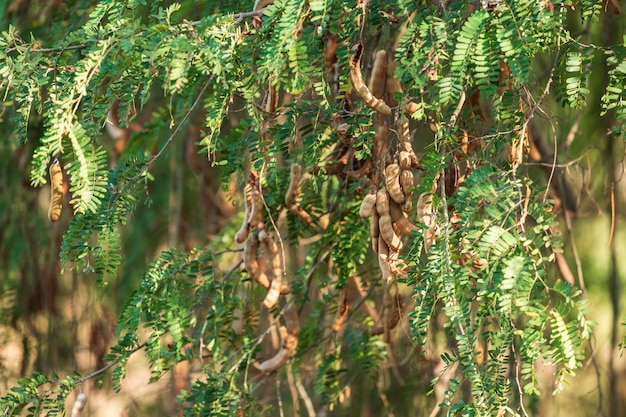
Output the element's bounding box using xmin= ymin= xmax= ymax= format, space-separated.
xmin=359 ymin=163 xmax=418 ymax=281
xmin=237 ymin=173 xmax=290 ymax=309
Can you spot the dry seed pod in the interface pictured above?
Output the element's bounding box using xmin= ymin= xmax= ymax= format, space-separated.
xmin=332 ymin=289 xmax=349 ymax=333
xmin=368 ymin=50 xmax=387 ymax=99
xmin=399 ymin=151 xmax=412 ymax=170
xmin=379 ymin=214 xmax=403 ymax=251
xmin=48 ymin=159 xmax=64 ymax=222
xmin=288 ymin=205 xmax=314 ymax=226
xmin=404 ymin=101 xmax=420 ymax=116
xmin=400 ymin=170 xmax=414 ymax=198
xmin=384 ymin=164 xmax=405 ymax=204
xmin=389 ymin=201 xmax=418 ymax=235
xmin=377 ymin=236 xmax=391 ymax=282
xmin=244 ymin=236 xmax=271 ymax=288
xmin=359 ymin=191 xmax=377 ymax=218
xmin=285 ymin=164 xmax=302 ymax=206
xmin=376 ymin=189 xmax=390 ymax=216
xmin=71 ymin=393 xmax=87 ymax=417
xmin=263 ymin=279 xmax=282 ymax=309
xmin=235 ymin=184 xmax=254 ymax=243
xmin=258 ymin=327 xmax=297 ymax=373
xmin=259 ymin=348 xmax=289 ymax=373
xmin=249 ymin=187 xmax=264 ymax=229
xmin=385 ymin=53 xmax=401 ymax=106
xmin=370 ymin=210 xmax=380 ymax=252
xmin=401 ymin=199 xmax=413 ymax=214
xmin=416 ymin=193 xmax=435 ymax=227
xmin=397 ymin=119 xmax=420 ymax=168
xmin=350 ymin=46 xmax=392 ymax=116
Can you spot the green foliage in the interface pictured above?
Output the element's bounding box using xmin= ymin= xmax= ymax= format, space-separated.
xmin=0 ymin=0 xmax=620 ymax=416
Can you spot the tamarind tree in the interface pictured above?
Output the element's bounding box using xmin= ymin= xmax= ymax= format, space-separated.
xmin=0 ymin=0 xmax=623 ymax=416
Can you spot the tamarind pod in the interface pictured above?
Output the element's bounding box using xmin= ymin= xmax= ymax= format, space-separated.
xmin=349 ymin=66 xmax=392 ymax=116
xmin=235 ymin=183 xmax=254 ymax=243
xmin=71 ymin=393 xmax=87 ymax=417
xmin=416 ymin=193 xmax=435 ymax=227
xmin=285 ymin=164 xmax=302 ymax=206
xmin=263 ymin=278 xmax=281 ymax=309
xmin=377 ymin=236 xmax=391 ymax=282
xmin=399 ymin=151 xmax=412 ymax=170
xmin=379 ymin=214 xmax=403 ymax=251
xmin=370 ymin=209 xmax=380 ymax=239
xmin=371 ymin=209 xmax=380 ymax=252
xmin=48 ymin=159 xmax=64 ymax=222
xmin=243 ymin=236 xmax=260 ymax=276
xmin=374 ymin=122 xmax=390 ymax=162
xmin=280 ymin=284 xmax=292 ymax=294
xmin=376 ymin=189 xmax=390 ymax=216
xmin=424 ymin=224 xmax=438 ymax=253
xmin=249 ymin=187 xmax=264 ymax=229
xmin=389 ymin=201 xmax=418 ymax=235
xmin=359 ymin=191 xmax=377 ymax=218
xmin=401 ymin=198 xmax=413 ymax=214
xmin=368 ymin=50 xmax=387 ymax=99
xmin=258 ymin=347 xmax=289 ymax=373
xmin=284 ymin=306 xmax=301 ymax=336
xmin=389 ymin=258 xmax=408 ymax=278
xmin=404 ymin=101 xmax=419 ymax=116
xmin=288 ymin=204 xmax=314 ymax=226
xmin=332 ymin=289 xmax=349 ymax=333
xmin=384 ymin=164 xmax=405 ymax=204
xmin=385 ymin=53 xmax=401 ymax=106
xmin=398 ymin=118 xmax=411 ymax=145
xmin=244 ymin=237 xmax=272 ymax=288
xmin=400 ymin=170 xmax=414 ymax=198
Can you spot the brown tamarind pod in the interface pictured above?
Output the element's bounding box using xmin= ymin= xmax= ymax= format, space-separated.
xmin=368 ymin=50 xmax=387 ymax=99
xmin=257 ymin=326 xmax=297 ymax=373
xmin=404 ymin=101 xmax=419 ymax=116
xmin=397 ymin=119 xmax=420 ymax=168
xmin=235 ymin=184 xmax=254 ymax=243
xmin=332 ymin=288 xmax=349 ymax=333
xmin=376 ymin=189 xmax=390 ymax=216
xmin=371 ymin=210 xmax=380 ymax=252
xmin=399 ymin=151 xmax=412 ymax=170
xmin=259 ymin=348 xmax=289 ymax=373
xmin=400 ymin=170 xmax=414 ymax=198
xmin=263 ymin=279 xmax=281 ymax=309
xmin=385 ymin=164 xmax=405 ymax=204
xmin=285 ymin=163 xmax=302 ymax=206
xmin=48 ymin=159 xmax=64 ymax=222
xmin=359 ymin=191 xmax=377 ymax=218
xmin=379 ymin=214 xmax=403 ymax=251
xmin=401 ymin=199 xmax=413 ymax=214
xmin=244 ymin=236 xmax=271 ymax=288
xmin=385 ymin=53 xmax=401 ymax=107
xmin=389 ymin=201 xmax=418 ymax=235
xmin=71 ymin=393 xmax=87 ymax=417
xmin=416 ymin=193 xmax=435 ymax=227
xmin=350 ymin=46 xmax=392 ymax=116
xmin=288 ymin=205 xmax=314 ymax=226
xmin=377 ymin=236 xmax=391 ymax=282
xmin=249 ymin=186 xmax=264 ymax=229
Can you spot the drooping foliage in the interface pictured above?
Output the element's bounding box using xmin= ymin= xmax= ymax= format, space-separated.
xmin=0 ymin=0 xmax=621 ymax=415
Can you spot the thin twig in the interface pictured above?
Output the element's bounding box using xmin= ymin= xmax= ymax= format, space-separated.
xmin=128 ymin=77 xmax=213 ymax=182
xmin=76 ymin=342 xmax=148 ymax=385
